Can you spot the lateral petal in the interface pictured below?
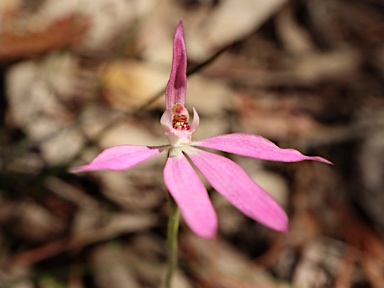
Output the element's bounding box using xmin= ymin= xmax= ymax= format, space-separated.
xmin=194 ymin=133 xmax=332 ymax=164
xmin=164 ymin=150 xmax=217 ymax=239
xmin=69 ymin=145 xmax=165 ymax=172
xmin=186 ymin=147 xmax=288 ymax=232
xmin=189 ymin=107 xmax=200 ymax=131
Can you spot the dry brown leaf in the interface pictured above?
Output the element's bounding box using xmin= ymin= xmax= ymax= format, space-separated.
xmin=48 ymin=178 xmax=103 ymax=232
xmin=6 ymin=54 xmax=90 ymax=164
xmin=0 ymin=16 xmax=87 ymax=62
xmin=183 ymin=234 xmax=289 ymax=288
xmin=334 ymin=248 xmax=357 ymax=288
xmin=0 ymin=199 xmax=66 ymax=243
xmin=96 ymin=169 xmax=165 ymax=210
xmin=101 ymin=60 xmax=168 ymax=110
xmin=187 ymin=75 xmax=234 ymax=115
xmin=360 ymin=254 xmax=384 ymax=288
xmin=7 ymin=213 xmax=156 ymax=267
xmin=203 ymin=47 xmax=361 ymax=87
xmin=0 ymin=0 xmax=147 ymax=61
xmin=187 ymin=0 xmax=287 ymax=61
xmin=275 ymin=4 xmax=315 ymax=54
xmin=292 ymin=239 xmax=343 ymax=287
xmin=292 ymin=48 xmax=362 ymax=83
xmin=91 ymin=244 xmax=141 ymax=288
xmin=0 ymin=264 xmax=31 ymax=288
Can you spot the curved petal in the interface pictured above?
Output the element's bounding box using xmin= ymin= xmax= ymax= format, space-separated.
xmin=160 ymin=109 xmax=173 ymax=133
xmin=186 ymin=147 xmax=288 ymax=232
xmin=166 ymin=21 xmax=187 ymax=110
xmin=189 ymin=107 xmax=200 ymax=132
xmin=194 ymin=133 xmax=332 ymax=164
xmin=164 ymin=149 xmax=217 ymax=239
xmin=69 ymin=145 xmax=165 ymax=172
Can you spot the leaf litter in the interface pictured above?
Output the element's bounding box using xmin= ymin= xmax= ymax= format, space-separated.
xmin=1 ymin=0 xmax=384 ymax=287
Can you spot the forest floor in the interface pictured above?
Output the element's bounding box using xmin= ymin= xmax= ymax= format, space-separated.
xmin=1 ymin=0 xmax=384 ymax=287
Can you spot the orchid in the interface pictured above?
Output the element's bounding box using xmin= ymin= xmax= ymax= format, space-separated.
xmin=70 ymin=21 xmax=331 ymax=240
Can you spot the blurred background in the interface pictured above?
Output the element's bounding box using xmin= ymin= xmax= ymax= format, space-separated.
xmin=1 ymin=0 xmax=384 ymax=287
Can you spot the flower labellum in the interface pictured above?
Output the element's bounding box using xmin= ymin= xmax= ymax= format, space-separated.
xmin=69 ymin=21 xmax=332 ymax=239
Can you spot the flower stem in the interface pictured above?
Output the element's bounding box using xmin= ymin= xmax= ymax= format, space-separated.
xmin=165 ymin=194 xmax=180 ymax=288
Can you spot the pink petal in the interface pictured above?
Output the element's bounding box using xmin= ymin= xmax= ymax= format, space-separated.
xmin=189 ymin=107 xmax=200 ymax=131
xmin=69 ymin=145 xmax=164 ymax=172
xmin=164 ymin=151 xmax=217 ymax=239
xmin=194 ymin=133 xmax=332 ymax=164
xmin=186 ymin=147 xmax=288 ymax=232
xmin=165 ymin=21 xmax=187 ymax=110
xmin=160 ymin=108 xmax=173 ymax=132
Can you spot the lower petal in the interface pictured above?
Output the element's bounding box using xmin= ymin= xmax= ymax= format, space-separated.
xmin=186 ymin=148 xmax=288 ymax=233
xmin=164 ymin=151 xmax=217 ymax=239
xmin=69 ymin=145 xmax=165 ymax=172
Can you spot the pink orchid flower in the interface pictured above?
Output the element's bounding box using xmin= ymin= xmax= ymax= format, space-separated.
xmin=70 ymin=21 xmax=331 ymax=239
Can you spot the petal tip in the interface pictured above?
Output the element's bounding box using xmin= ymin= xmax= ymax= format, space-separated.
xmin=308 ymin=155 xmax=333 ymax=165
xmin=268 ymin=213 xmax=289 ymax=234
xmin=176 ymin=20 xmax=184 ymax=32
xmin=319 ymin=157 xmax=333 ymax=165
xmin=194 ymin=228 xmax=217 ymax=240
xmin=276 ymin=222 xmax=289 ymax=234
xmin=67 ymin=166 xmax=84 ymax=173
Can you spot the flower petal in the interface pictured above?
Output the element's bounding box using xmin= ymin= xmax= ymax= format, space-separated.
xmin=194 ymin=133 xmax=332 ymax=164
xmin=160 ymin=109 xmax=173 ymax=132
xmin=189 ymin=107 xmax=200 ymax=131
xmin=186 ymin=147 xmax=288 ymax=232
xmin=69 ymin=145 xmax=165 ymax=172
xmin=166 ymin=21 xmax=187 ymax=110
xmin=164 ymin=149 xmax=217 ymax=239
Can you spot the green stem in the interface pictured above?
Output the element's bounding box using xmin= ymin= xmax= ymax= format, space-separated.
xmin=165 ymin=195 xmax=180 ymax=288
